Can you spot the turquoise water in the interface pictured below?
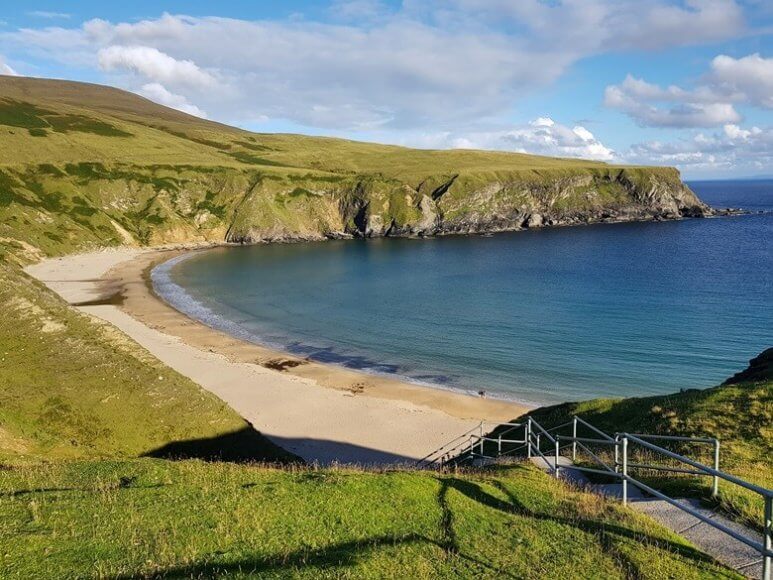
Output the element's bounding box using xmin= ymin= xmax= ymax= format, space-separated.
xmin=154 ymin=180 xmax=772 ymax=405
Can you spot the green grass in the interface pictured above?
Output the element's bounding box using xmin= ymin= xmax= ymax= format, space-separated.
xmin=0 ymin=459 xmax=739 ymax=579
xmin=524 ymin=374 xmax=773 ymax=529
xmin=0 ymin=251 xmax=292 ymax=464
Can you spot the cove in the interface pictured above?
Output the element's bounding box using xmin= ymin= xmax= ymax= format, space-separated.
xmin=153 ymin=180 xmax=772 ymax=405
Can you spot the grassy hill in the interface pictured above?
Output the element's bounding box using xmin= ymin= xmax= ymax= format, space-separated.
xmin=0 ymin=459 xmax=739 ymax=578
xmin=0 ymin=76 xmax=710 ymax=256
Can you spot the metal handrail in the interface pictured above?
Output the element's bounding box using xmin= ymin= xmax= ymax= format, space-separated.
xmin=624 ymin=434 xmax=772 ymax=498
xmin=621 ymin=433 xmax=772 ymax=579
xmin=625 ymin=476 xmax=772 ymax=557
xmin=418 ymin=413 xmax=772 ymax=578
xmin=545 ymin=420 xmax=574 ymax=433
xmin=627 ymin=432 xmax=717 ymax=444
xmin=575 ymin=416 xmax=614 ymax=441
xmin=529 ymin=418 xmax=557 ymax=444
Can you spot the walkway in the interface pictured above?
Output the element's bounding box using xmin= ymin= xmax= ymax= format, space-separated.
xmin=531 ymin=456 xmax=765 ymax=578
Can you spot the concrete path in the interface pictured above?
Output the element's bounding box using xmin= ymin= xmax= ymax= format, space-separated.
xmin=529 ymin=457 xmax=765 ymax=578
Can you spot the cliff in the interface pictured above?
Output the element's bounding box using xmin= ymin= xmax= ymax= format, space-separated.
xmin=0 ymin=76 xmax=711 ymax=255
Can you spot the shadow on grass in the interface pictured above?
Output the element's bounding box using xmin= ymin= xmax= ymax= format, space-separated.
xmin=436 ymin=473 xmax=734 ymax=578
xmin=1 ymin=481 xmax=168 ymax=498
xmin=113 ymin=532 xmax=510 ymax=579
xmin=142 ymin=424 xmax=301 ymax=464
xmin=113 ymin=533 xmax=429 ymax=578
xmin=103 ymin=467 xmax=732 ymax=579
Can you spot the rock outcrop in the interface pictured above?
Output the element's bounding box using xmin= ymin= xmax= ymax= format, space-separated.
xmin=723 ymin=348 xmax=773 ymax=385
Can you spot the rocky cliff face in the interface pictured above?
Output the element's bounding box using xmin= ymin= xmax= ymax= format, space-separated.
xmin=0 ymin=163 xmax=711 ymax=255
xmin=226 ymin=166 xmax=712 ymax=243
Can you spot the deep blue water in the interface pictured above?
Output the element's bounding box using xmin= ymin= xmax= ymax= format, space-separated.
xmin=154 ymin=180 xmax=772 ymax=406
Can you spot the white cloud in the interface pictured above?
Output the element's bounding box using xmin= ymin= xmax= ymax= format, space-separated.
xmin=623 ymin=123 xmax=773 ymax=173
xmin=428 ymin=0 xmax=745 ymax=51
xmin=138 ymin=83 xmax=207 ymax=118
xmin=27 ymin=11 xmax=71 ymax=20
xmin=606 ymin=52 xmax=773 ymax=128
xmin=391 ymin=118 xmax=616 ymax=161
xmin=0 ymin=3 xmax=753 ymax=131
xmin=98 ymin=45 xmax=216 ymax=89
xmin=710 ymin=53 xmax=773 ymax=109
xmin=0 ymin=54 xmax=17 ymax=75
xmin=604 ymin=75 xmax=742 ymax=127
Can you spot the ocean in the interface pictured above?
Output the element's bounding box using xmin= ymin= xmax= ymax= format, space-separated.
xmin=153 ymin=179 xmax=772 ymax=406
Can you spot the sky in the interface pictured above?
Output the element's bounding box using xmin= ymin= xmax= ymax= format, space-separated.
xmin=1 ymin=1 xmax=772 ymax=179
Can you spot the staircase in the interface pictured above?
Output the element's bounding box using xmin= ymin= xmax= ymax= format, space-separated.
xmin=418 ymin=415 xmax=773 ymax=579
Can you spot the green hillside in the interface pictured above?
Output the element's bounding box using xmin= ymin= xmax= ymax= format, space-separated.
xmin=0 ymin=76 xmax=710 ymax=256
xmin=0 ymin=459 xmax=738 ymax=579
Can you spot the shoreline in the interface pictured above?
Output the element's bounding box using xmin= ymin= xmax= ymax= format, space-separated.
xmin=149 ymin=246 xmax=541 ymax=408
xmin=26 ymin=245 xmax=528 ymax=464
xmin=137 ymin=247 xmax=530 ymax=417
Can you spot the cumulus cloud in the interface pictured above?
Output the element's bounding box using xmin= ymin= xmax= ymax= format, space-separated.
xmin=605 ymin=52 xmax=773 ymax=128
xmin=623 ymin=123 xmax=773 ymax=173
xmin=604 ymin=78 xmax=742 ymax=127
xmin=0 ymin=55 xmax=17 ymax=75
xmin=499 ymin=118 xmax=616 ymax=160
xmin=390 ymin=118 xmax=616 ymax=161
xmin=0 ymin=2 xmax=753 ymax=131
xmin=138 ymin=83 xmax=207 ymax=118
xmin=98 ymin=45 xmax=216 ymax=88
xmin=710 ymin=53 xmax=773 ymax=109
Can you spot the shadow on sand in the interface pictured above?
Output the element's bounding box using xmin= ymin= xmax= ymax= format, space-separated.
xmin=141 ymin=424 xmax=418 ymax=467
xmin=142 ymin=424 xmax=300 ymax=464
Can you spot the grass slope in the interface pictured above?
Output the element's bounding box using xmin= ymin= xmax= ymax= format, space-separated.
xmin=0 ymin=243 xmax=292 ymax=464
xmin=0 ymin=460 xmax=739 ymax=579
xmin=526 ymin=360 xmax=773 ymax=529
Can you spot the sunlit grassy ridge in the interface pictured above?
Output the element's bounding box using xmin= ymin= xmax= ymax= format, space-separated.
xmin=0 ymin=460 xmax=739 ymax=579
xmin=0 ymin=76 xmax=708 ymax=256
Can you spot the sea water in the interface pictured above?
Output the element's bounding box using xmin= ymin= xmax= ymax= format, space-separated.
xmin=153 ymin=180 xmax=772 ymax=405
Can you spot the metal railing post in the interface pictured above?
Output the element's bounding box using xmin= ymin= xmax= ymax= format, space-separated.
xmin=614 ymin=434 xmax=620 ymax=473
xmin=526 ymin=419 xmax=532 ymax=459
xmin=536 ymin=433 xmax=541 ymax=457
xmin=712 ymin=439 xmax=720 ymax=498
xmin=554 ymin=439 xmax=560 ymax=478
xmin=764 ymin=495 xmax=772 ymax=580
xmin=497 ymin=434 xmax=502 ymax=456
xmin=621 ymin=436 xmax=629 ymax=506
xmin=572 ymin=416 xmax=577 ymax=461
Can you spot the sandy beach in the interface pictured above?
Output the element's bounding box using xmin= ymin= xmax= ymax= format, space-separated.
xmin=26 ymin=245 xmax=528 ymax=465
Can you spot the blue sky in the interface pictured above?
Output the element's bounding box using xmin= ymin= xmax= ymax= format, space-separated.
xmin=1 ymin=1 xmax=772 ymax=178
